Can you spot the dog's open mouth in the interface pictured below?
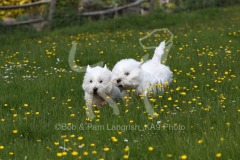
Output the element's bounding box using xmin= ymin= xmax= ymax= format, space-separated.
xmin=118 ymin=84 xmax=123 ymax=88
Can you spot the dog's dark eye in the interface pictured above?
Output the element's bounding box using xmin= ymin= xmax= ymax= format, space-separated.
xmin=99 ymin=80 xmax=103 ymax=83
xmin=125 ymin=72 xmax=129 ymax=76
xmin=90 ymin=80 xmax=92 ymax=83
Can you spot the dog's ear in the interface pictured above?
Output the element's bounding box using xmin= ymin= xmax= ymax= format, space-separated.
xmin=86 ymin=65 xmax=91 ymax=72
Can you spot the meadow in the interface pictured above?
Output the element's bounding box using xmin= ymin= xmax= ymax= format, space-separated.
xmin=0 ymin=5 xmax=240 ymax=160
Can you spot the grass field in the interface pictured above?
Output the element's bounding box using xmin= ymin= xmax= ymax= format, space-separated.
xmin=0 ymin=5 xmax=240 ymax=160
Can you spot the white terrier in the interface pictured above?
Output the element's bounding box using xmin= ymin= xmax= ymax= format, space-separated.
xmin=112 ymin=41 xmax=172 ymax=95
xmin=82 ymin=65 xmax=122 ymax=119
xmin=112 ymin=41 xmax=172 ymax=116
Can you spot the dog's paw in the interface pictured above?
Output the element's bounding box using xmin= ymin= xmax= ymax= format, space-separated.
xmin=86 ymin=110 xmax=95 ymax=120
xmin=112 ymin=104 xmax=120 ymax=115
xmin=145 ymin=105 xmax=155 ymax=117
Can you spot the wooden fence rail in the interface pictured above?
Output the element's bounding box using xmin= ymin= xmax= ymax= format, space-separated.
xmin=81 ymin=0 xmax=147 ymax=16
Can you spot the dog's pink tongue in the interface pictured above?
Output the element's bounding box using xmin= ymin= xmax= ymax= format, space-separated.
xmin=98 ymin=100 xmax=105 ymax=107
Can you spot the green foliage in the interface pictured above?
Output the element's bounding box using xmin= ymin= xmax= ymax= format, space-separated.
xmin=0 ymin=0 xmax=46 ymax=19
xmin=0 ymin=5 xmax=240 ymax=159
xmin=171 ymin=0 xmax=240 ymax=11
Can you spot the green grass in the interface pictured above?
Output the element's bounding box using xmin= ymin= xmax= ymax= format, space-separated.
xmin=0 ymin=5 xmax=240 ymax=159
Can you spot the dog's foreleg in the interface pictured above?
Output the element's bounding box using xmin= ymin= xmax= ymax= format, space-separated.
xmin=86 ymin=100 xmax=95 ymax=120
xmin=100 ymin=93 xmax=120 ymax=116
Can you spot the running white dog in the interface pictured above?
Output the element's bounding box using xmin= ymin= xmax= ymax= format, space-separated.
xmin=82 ymin=65 xmax=122 ymax=119
xmin=112 ymin=41 xmax=172 ymax=96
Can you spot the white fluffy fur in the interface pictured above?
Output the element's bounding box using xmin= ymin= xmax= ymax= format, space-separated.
xmin=82 ymin=65 xmax=122 ymax=107
xmin=112 ymin=41 xmax=173 ymax=95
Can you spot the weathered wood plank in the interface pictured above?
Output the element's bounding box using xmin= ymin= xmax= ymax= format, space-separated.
xmin=1 ymin=18 xmax=44 ymax=26
xmin=81 ymin=0 xmax=146 ymax=16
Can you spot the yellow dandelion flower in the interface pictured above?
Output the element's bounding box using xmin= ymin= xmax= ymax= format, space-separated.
xmin=168 ymin=97 xmax=172 ymax=101
xmin=12 ymin=130 xmax=18 ymax=134
xmin=198 ymin=139 xmax=203 ymax=144
xmin=56 ymin=152 xmax=62 ymax=157
xmin=0 ymin=146 xmax=4 ymax=150
xmin=220 ymin=137 xmax=224 ymax=142
xmin=83 ymin=151 xmax=88 ymax=156
xmin=111 ymin=137 xmax=118 ymax=142
xmin=92 ymin=150 xmax=97 ymax=154
xmin=25 ymin=112 xmax=31 ymax=115
xmin=70 ymin=134 xmax=75 ymax=138
xmin=180 ymin=154 xmax=187 ymax=159
xmin=62 ymin=151 xmax=67 ymax=156
xmin=180 ymin=92 xmax=186 ymax=96
xmin=78 ymin=136 xmax=83 ymax=140
xmin=150 ymin=98 xmax=156 ymax=102
xmin=61 ymin=135 xmax=67 ymax=139
xmin=118 ymin=131 xmax=122 ymax=135
xmin=23 ymin=103 xmax=28 ymax=107
xmin=215 ymin=153 xmax=221 ymax=158
xmin=81 ymin=143 xmax=86 ymax=147
xmin=123 ymin=155 xmax=129 ymax=159
xmin=148 ymin=116 xmax=153 ymax=120
xmin=129 ymin=120 xmax=134 ymax=124
xmin=35 ymin=112 xmax=40 ymax=115
xmin=9 ymin=152 xmax=14 ymax=155
xmin=54 ymin=142 xmax=59 ymax=146
xmin=148 ymin=146 xmax=154 ymax=151
xmin=71 ymin=151 xmax=78 ymax=156
xmin=64 ymin=139 xmax=69 ymax=142
xmin=90 ymin=143 xmax=95 ymax=147
xmin=103 ymin=147 xmax=110 ymax=152
xmin=226 ymin=122 xmax=230 ymax=127
xmin=167 ymin=154 xmax=173 ymax=158
xmin=124 ymin=146 xmax=129 ymax=152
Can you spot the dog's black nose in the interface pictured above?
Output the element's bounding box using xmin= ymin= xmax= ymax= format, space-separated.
xmin=117 ymin=79 xmax=121 ymax=83
xmin=93 ymin=87 xmax=98 ymax=93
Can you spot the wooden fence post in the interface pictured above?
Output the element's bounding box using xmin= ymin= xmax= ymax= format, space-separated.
xmin=47 ymin=0 xmax=56 ymax=28
xmin=149 ymin=0 xmax=155 ymax=12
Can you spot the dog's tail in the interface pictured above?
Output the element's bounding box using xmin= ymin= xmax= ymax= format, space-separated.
xmin=152 ymin=41 xmax=165 ymax=63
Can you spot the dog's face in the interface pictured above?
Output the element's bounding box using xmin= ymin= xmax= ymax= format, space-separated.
xmin=82 ymin=65 xmax=112 ymax=95
xmin=112 ymin=59 xmax=142 ymax=90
